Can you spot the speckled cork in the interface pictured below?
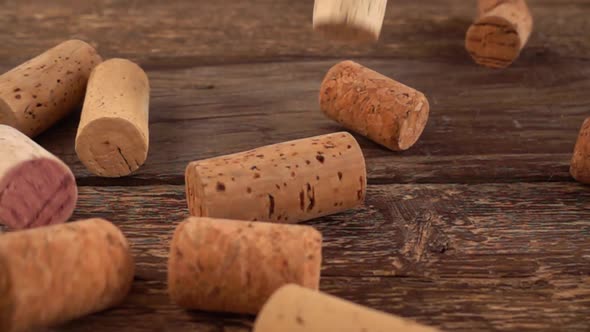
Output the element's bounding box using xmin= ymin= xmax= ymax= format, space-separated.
xmin=313 ymin=0 xmax=388 ymax=43
xmin=466 ymin=0 xmax=533 ymax=69
xmin=0 ymin=125 xmax=77 ymax=230
xmin=254 ymin=285 xmax=440 ymax=332
xmin=168 ymin=217 xmax=322 ymax=314
xmin=75 ymin=58 xmax=150 ymax=177
xmin=319 ymin=61 xmax=430 ymax=151
xmin=185 ymin=132 xmax=366 ymax=223
xmin=570 ymin=118 xmax=590 ymax=184
xmin=0 ymin=40 xmax=102 ymax=137
xmin=0 ymin=218 xmax=134 ymax=332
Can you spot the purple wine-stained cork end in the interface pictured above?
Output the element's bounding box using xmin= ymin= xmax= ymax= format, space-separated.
xmin=0 ymin=158 xmax=77 ymax=230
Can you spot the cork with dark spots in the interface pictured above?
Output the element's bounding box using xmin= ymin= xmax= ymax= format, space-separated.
xmin=185 ymin=133 xmax=366 ymax=224
xmin=320 ymin=61 xmax=430 ymax=151
xmin=168 ymin=217 xmax=322 ymax=314
xmin=0 ymin=218 xmax=134 ymax=332
xmin=465 ymin=0 xmax=533 ymax=68
xmin=0 ymin=40 xmax=102 ymax=137
xmin=570 ymin=117 xmax=590 ymax=184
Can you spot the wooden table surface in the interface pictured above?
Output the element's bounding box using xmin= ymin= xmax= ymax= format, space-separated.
xmin=1 ymin=0 xmax=589 ymax=331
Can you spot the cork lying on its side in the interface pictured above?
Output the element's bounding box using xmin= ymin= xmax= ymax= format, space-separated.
xmin=76 ymin=58 xmax=150 ymax=177
xmin=320 ymin=61 xmax=430 ymax=151
xmin=254 ymin=284 xmax=440 ymax=332
xmin=465 ymin=0 xmax=533 ymax=69
xmin=0 ymin=218 xmax=134 ymax=332
xmin=168 ymin=217 xmax=322 ymax=314
xmin=0 ymin=125 xmax=77 ymax=230
xmin=0 ymin=40 xmax=102 ymax=137
xmin=185 ymin=132 xmax=366 ymax=223
xmin=313 ymin=0 xmax=388 ymax=43
xmin=570 ymin=118 xmax=590 ymax=184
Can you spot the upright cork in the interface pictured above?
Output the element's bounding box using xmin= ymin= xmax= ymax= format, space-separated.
xmin=313 ymin=0 xmax=388 ymax=43
xmin=465 ymin=0 xmax=533 ymax=68
xmin=570 ymin=118 xmax=590 ymax=184
xmin=320 ymin=61 xmax=429 ymax=151
xmin=75 ymin=58 xmax=150 ymax=177
xmin=254 ymin=285 xmax=440 ymax=332
xmin=0 ymin=218 xmax=134 ymax=332
xmin=185 ymin=132 xmax=366 ymax=223
xmin=0 ymin=40 xmax=102 ymax=137
xmin=0 ymin=125 xmax=77 ymax=230
xmin=168 ymin=217 xmax=322 ymax=314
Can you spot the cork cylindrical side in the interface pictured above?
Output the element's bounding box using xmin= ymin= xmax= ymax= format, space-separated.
xmin=0 ymin=254 xmax=14 ymax=332
xmin=168 ymin=217 xmax=322 ymax=314
xmin=570 ymin=118 xmax=590 ymax=184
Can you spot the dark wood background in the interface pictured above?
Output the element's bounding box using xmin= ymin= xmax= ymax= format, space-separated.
xmin=1 ymin=0 xmax=589 ymax=331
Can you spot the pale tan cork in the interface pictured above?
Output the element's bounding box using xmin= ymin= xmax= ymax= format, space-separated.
xmin=319 ymin=61 xmax=430 ymax=151
xmin=466 ymin=0 xmax=533 ymax=69
xmin=75 ymin=58 xmax=150 ymax=177
xmin=0 ymin=40 xmax=102 ymax=137
xmin=0 ymin=125 xmax=77 ymax=230
xmin=0 ymin=218 xmax=134 ymax=332
xmin=254 ymin=284 xmax=441 ymax=332
xmin=168 ymin=217 xmax=322 ymax=314
xmin=185 ymin=132 xmax=366 ymax=223
xmin=570 ymin=118 xmax=590 ymax=184
xmin=313 ymin=0 xmax=388 ymax=43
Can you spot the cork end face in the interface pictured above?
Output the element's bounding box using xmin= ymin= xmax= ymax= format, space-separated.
xmin=0 ymin=158 xmax=77 ymax=230
xmin=0 ymin=99 xmax=17 ymax=131
xmin=396 ymin=94 xmax=430 ymax=151
xmin=0 ymin=255 xmax=14 ymax=332
xmin=185 ymin=163 xmax=206 ymax=217
xmin=465 ymin=16 xmax=521 ymax=69
xmin=314 ymin=22 xmax=379 ymax=43
xmin=75 ymin=117 xmax=148 ymax=178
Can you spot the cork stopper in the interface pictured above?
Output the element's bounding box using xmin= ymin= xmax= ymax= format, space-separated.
xmin=313 ymin=0 xmax=388 ymax=43
xmin=254 ymin=285 xmax=440 ymax=332
xmin=320 ymin=60 xmax=429 ymax=151
xmin=0 ymin=40 xmax=102 ymax=137
xmin=185 ymin=132 xmax=366 ymax=223
xmin=75 ymin=58 xmax=150 ymax=177
xmin=570 ymin=117 xmax=590 ymax=184
xmin=0 ymin=125 xmax=77 ymax=230
xmin=0 ymin=218 xmax=134 ymax=332
xmin=168 ymin=217 xmax=322 ymax=314
xmin=466 ymin=0 xmax=533 ymax=68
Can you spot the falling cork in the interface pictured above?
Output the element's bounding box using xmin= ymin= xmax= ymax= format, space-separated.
xmin=313 ymin=0 xmax=388 ymax=43
xmin=0 ymin=218 xmax=134 ymax=332
xmin=168 ymin=217 xmax=322 ymax=314
xmin=570 ymin=117 xmax=590 ymax=184
xmin=254 ymin=284 xmax=440 ymax=332
xmin=75 ymin=58 xmax=150 ymax=177
xmin=0 ymin=40 xmax=102 ymax=137
xmin=465 ymin=0 xmax=533 ymax=68
xmin=185 ymin=132 xmax=366 ymax=223
xmin=0 ymin=125 xmax=77 ymax=230
xmin=320 ymin=61 xmax=430 ymax=151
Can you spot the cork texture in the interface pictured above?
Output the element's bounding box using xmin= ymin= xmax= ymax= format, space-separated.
xmin=168 ymin=217 xmax=322 ymax=314
xmin=254 ymin=284 xmax=440 ymax=332
xmin=0 ymin=218 xmax=134 ymax=332
xmin=570 ymin=118 xmax=590 ymax=184
xmin=0 ymin=40 xmax=102 ymax=137
xmin=466 ymin=0 xmax=533 ymax=68
xmin=76 ymin=58 xmax=150 ymax=177
xmin=319 ymin=61 xmax=430 ymax=151
xmin=0 ymin=125 xmax=77 ymax=230
xmin=185 ymin=132 xmax=366 ymax=223
xmin=313 ymin=0 xmax=388 ymax=43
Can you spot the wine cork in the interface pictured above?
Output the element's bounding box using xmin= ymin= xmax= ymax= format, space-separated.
xmin=319 ymin=61 xmax=430 ymax=151
xmin=0 ymin=125 xmax=77 ymax=230
xmin=465 ymin=0 xmax=533 ymax=69
xmin=185 ymin=132 xmax=366 ymax=223
xmin=570 ymin=117 xmax=590 ymax=184
xmin=0 ymin=218 xmax=134 ymax=332
xmin=0 ymin=40 xmax=102 ymax=137
xmin=75 ymin=58 xmax=150 ymax=177
xmin=168 ymin=217 xmax=322 ymax=314
xmin=254 ymin=285 xmax=440 ymax=332
xmin=313 ymin=0 xmax=387 ymax=43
